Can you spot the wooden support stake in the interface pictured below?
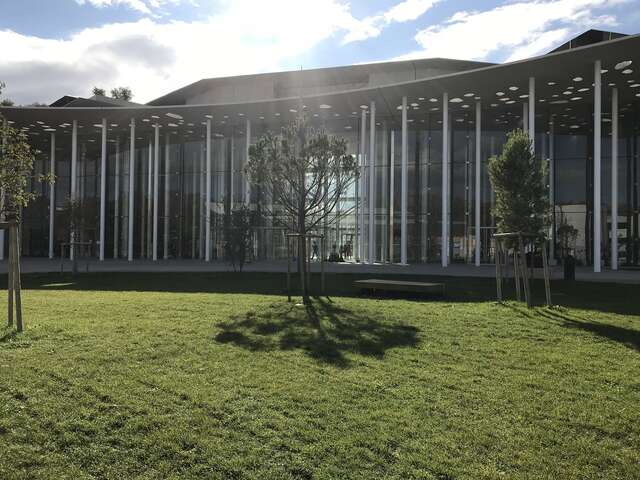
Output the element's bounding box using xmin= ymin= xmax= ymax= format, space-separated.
xmin=518 ymin=235 xmax=532 ymax=308
xmin=286 ymin=237 xmax=291 ymax=302
xmin=7 ymin=226 xmax=13 ymax=327
xmin=542 ymin=241 xmax=552 ymax=307
xmin=14 ymin=226 xmax=22 ymax=332
xmin=513 ymin=249 xmax=521 ymax=302
xmin=320 ymin=237 xmax=325 ymax=296
xmin=495 ymin=240 xmax=503 ymax=302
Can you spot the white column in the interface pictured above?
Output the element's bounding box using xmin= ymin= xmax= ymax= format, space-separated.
xmin=127 ymin=119 xmax=135 ymax=262
xmin=381 ymin=122 xmax=388 ymax=263
xmin=70 ymin=119 xmax=78 ymax=260
xmin=146 ymin=140 xmax=152 ymax=258
xmin=528 ymin=76 xmax=535 ymax=154
xmin=400 ymin=96 xmax=408 ymax=265
xmin=164 ymin=132 xmax=170 ymax=259
xmin=153 ymin=124 xmax=159 ymax=261
xmin=205 ymin=118 xmax=212 ymax=261
xmin=594 ymin=59 xmax=602 ymax=273
xmin=245 ymin=118 xmax=251 ymax=205
xmin=389 ymin=130 xmax=395 ymax=263
xmin=549 ymin=120 xmax=555 ymax=263
xmin=99 ymin=118 xmax=107 ymax=261
xmin=359 ymin=108 xmax=367 ymax=262
xmin=199 ymin=145 xmax=205 ymax=259
xmin=49 ymin=132 xmax=56 ymax=259
xmin=442 ymin=92 xmax=449 ymax=267
xmin=611 ymin=87 xmax=619 ymax=270
xmin=230 ymin=130 xmax=235 ymax=209
xmin=191 ymin=151 xmax=197 ymax=259
xmin=475 ymin=101 xmax=481 ymax=266
xmin=114 ymin=137 xmax=120 ymax=259
xmin=368 ymin=101 xmax=376 ymax=264
xmin=523 ymin=103 xmax=529 ymax=132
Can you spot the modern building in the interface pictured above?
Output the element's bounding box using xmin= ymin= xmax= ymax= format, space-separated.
xmin=1 ymin=29 xmax=639 ymax=272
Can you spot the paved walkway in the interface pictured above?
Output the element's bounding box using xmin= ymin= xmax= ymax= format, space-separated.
xmin=3 ymin=258 xmax=640 ymax=284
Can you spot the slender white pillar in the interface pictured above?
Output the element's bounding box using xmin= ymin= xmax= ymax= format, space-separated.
xmin=523 ymin=103 xmax=529 ymax=132
xmin=381 ymin=122 xmax=388 ymax=263
xmin=99 ymin=118 xmax=107 ymax=261
xmin=205 ymin=118 xmax=212 ymax=261
xmin=164 ymin=132 xmax=170 ymax=259
xmin=528 ymin=77 xmax=535 ymax=154
xmin=245 ymin=118 xmax=251 ymax=205
xmin=49 ymin=132 xmax=56 ymax=259
xmin=389 ymin=130 xmax=395 ymax=263
xmin=442 ymin=92 xmax=449 ymax=267
xmin=594 ymin=59 xmax=602 ymax=273
xmin=191 ymin=151 xmax=197 ymax=259
xmin=152 ymin=124 xmax=159 ymax=261
xmin=368 ymin=101 xmax=376 ymax=264
xmin=114 ymin=138 xmax=120 ymax=259
xmin=611 ymin=87 xmax=619 ymax=270
xmin=146 ymin=140 xmax=152 ymax=258
xmin=127 ymin=119 xmax=135 ymax=262
xmin=475 ymin=101 xmax=481 ymax=266
xmin=70 ymin=120 xmax=78 ymax=260
xmin=199 ymin=145 xmax=205 ymax=259
xmin=359 ymin=108 xmax=367 ymax=262
xmin=549 ymin=120 xmax=555 ymax=263
xmin=230 ymin=131 xmax=235 ymax=208
xmin=400 ymin=96 xmax=408 ymax=265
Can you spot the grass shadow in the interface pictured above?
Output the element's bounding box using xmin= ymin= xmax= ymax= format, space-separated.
xmin=0 ymin=328 xmax=18 ymax=343
xmin=214 ymin=298 xmax=420 ymax=368
xmin=538 ymin=307 xmax=640 ymax=352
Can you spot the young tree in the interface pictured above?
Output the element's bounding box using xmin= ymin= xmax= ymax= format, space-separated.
xmin=92 ymin=86 xmax=106 ymax=97
xmin=110 ymin=87 xmax=133 ymax=101
xmin=248 ymin=114 xmax=358 ymax=303
xmin=223 ymin=204 xmax=257 ymax=272
xmin=488 ymin=129 xmax=550 ymax=241
xmin=1 ymin=81 xmax=53 ymax=330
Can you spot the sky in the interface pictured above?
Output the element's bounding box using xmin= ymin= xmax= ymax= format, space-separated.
xmin=1 ymin=0 xmax=639 ymax=105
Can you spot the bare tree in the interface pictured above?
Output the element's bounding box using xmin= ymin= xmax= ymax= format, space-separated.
xmin=92 ymin=86 xmax=106 ymax=97
xmin=248 ymin=114 xmax=357 ymax=303
xmin=110 ymin=87 xmax=133 ymax=101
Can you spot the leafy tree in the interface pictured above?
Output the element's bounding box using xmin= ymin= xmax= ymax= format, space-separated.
xmin=248 ymin=114 xmax=357 ymax=303
xmin=92 ymin=86 xmax=106 ymax=97
xmin=557 ymin=214 xmax=578 ymax=259
xmin=488 ymin=129 xmax=550 ymax=244
xmin=110 ymin=87 xmax=133 ymax=101
xmin=223 ymin=205 xmax=257 ymax=272
xmin=0 ymin=81 xmax=13 ymax=106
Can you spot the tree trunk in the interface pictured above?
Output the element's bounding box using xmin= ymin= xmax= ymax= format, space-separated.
xmin=299 ymin=232 xmax=309 ymax=304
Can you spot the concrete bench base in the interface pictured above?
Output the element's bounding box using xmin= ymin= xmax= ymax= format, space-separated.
xmin=354 ymin=279 xmax=445 ymax=296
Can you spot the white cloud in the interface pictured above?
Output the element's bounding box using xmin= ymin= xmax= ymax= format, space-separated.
xmin=74 ymin=0 xmax=185 ymax=15
xmin=342 ymin=0 xmax=439 ymax=44
xmin=1 ymin=0 xmax=382 ymax=104
xmin=395 ymin=0 xmax=630 ymax=62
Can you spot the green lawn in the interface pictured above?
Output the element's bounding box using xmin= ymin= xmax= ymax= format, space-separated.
xmin=0 ymin=272 xmax=638 ymax=479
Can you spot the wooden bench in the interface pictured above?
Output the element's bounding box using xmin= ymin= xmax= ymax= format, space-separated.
xmin=353 ymin=279 xmax=445 ymax=297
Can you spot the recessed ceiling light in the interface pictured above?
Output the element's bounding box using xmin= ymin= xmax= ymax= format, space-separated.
xmin=490 ymin=103 xmax=498 ymax=107
xmin=168 ymin=123 xmax=178 ymax=128
xmin=615 ymin=60 xmax=632 ymax=70
xmin=464 ymin=92 xmax=475 ymax=97
xmin=430 ymin=107 xmax=439 ymax=111
xmin=506 ymin=100 xmax=516 ymax=104
xmin=499 ymin=97 xmax=509 ymax=102
xmin=461 ymin=104 xmax=469 ymax=108
xmin=274 ymin=113 xmax=280 ymax=116
xmin=519 ymin=94 xmax=529 ymax=98
xmin=418 ymin=97 xmax=425 ymax=101
xmin=570 ymin=97 xmax=582 ymax=101
xmin=539 ymin=99 xmax=546 ymax=102
xmin=601 ymin=69 xmax=608 ymax=74
xmin=319 ymin=104 xmax=331 ymax=109
xmin=622 ymin=69 xmax=633 ymax=75
xmin=577 ymin=88 xmax=589 ymax=92
xmin=288 ymin=109 xmax=297 ymax=113
xmin=44 ymin=128 xmax=56 ymax=132
xmin=359 ymin=105 xmax=368 ymax=109
xmin=496 ymin=91 xmax=505 ymax=96
xmin=563 ymin=91 xmax=572 ymax=95
xmin=450 ymin=97 xmax=463 ymax=103
xmin=631 ymin=84 xmax=640 ymax=88
xmin=573 ymin=76 xmax=583 ymax=82
xmin=205 ymin=114 xmax=212 ymax=119
xmin=509 ymin=86 xmax=519 ymax=91
xmin=151 ymin=115 xmax=160 ymax=119
xmin=166 ymin=113 xmax=183 ymax=120
xmin=547 ymin=81 xmax=556 ymax=86
xmin=410 ymin=102 xmax=419 ymax=107
xmin=429 ymin=98 xmax=438 ymax=102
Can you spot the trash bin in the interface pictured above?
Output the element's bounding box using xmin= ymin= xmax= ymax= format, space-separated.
xmin=563 ymin=255 xmax=575 ymax=281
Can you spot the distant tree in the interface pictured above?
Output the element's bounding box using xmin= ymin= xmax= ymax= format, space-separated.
xmin=557 ymin=213 xmax=578 ymax=259
xmin=110 ymin=87 xmax=133 ymax=101
xmin=223 ymin=205 xmax=258 ymax=272
xmin=92 ymin=86 xmax=106 ymax=97
xmin=26 ymin=102 xmax=47 ymax=107
xmin=248 ymin=114 xmax=357 ymax=303
xmin=488 ymin=129 xmax=550 ymax=243
xmin=0 ymin=81 xmax=13 ymax=106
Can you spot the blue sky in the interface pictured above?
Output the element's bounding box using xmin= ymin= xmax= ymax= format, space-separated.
xmin=1 ymin=0 xmax=639 ymax=104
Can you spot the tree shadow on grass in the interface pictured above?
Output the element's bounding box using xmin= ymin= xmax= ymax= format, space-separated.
xmin=538 ymin=308 xmax=640 ymax=352
xmin=214 ymin=297 xmax=420 ymax=368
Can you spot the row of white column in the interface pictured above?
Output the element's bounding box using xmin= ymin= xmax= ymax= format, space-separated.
xmin=45 ymin=116 xmax=252 ymax=262
xmin=358 ymin=62 xmax=617 ymax=272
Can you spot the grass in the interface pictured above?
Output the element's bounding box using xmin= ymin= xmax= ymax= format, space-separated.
xmin=0 ymin=272 xmax=639 ymax=479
